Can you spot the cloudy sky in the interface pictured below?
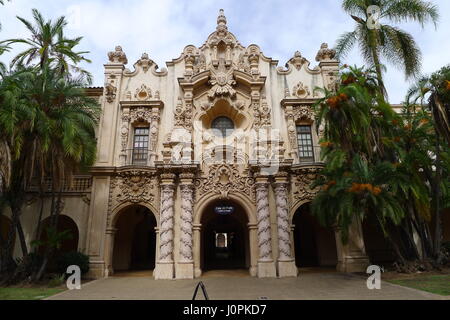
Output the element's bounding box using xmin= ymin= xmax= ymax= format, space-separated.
xmin=0 ymin=0 xmax=449 ymax=103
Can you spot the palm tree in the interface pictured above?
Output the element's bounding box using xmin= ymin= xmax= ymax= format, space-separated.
xmin=406 ymin=65 xmax=450 ymax=263
xmin=335 ymin=0 xmax=439 ymax=94
xmin=0 ymin=63 xmax=100 ymax=280
xmin=311 ymin=66 xmax=447 ymax=270
xmin=2 ymin=8 xmax=92 ymax=83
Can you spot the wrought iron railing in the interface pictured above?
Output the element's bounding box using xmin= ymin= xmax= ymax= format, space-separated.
xmin=28 ymin=175 xmax=92 ymax=192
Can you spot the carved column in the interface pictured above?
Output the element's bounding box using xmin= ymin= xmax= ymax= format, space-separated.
xmin=149 ymin=107 xmax=160 ymax=165
xmin=104 ymin=227 xmax=117 ymax=277
xmin=176 ymin=172 xmax=195 ymax=279
xmin=335 ymin=218 xmax=370 ymax=272
xmin=193 ymin=224 xmax=202 ymax=277
xmin=255 ymin=176 xmax=276 ymax=277
xmin=273 ymin=173 xmax=298 ymax=277
xmin=154 ymin=173 xmax=176 ymax=279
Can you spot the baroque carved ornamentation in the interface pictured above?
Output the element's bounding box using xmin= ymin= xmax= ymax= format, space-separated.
xmin=159 ymin=183 xmax=175 ymax=262
xmin=292 ymin=81 xmax=310 ymax=98
xmin=195 ymin=163 xmax=255 ymax=201
xmin=114 ymin=170 xmax=157 ymax=204
xmin=274 ymin=181 xmax=293 ymax=260
xmin=284 ymin=105 xmax=315 ymax=153
xmin=208 ymin=59 xmax=236 ymax=99
xmin=108 ymin=45 xmax=128 ymax=64
xmin=104 ymin=82 xmax=117 ymax=103
xmin=288 ymin=51 xmax=308 ymax=70
xmin=134 ymin=84 xmax=152 ymax=101
xmin=255 ymin=181 xmax=273 ymax=261
xmin=292 ymin=167 xmax=321 ymax=203
xmin=179 ymin=182 xmax=194 ymax=262
xmin=315 ymin=43 xmax=336 ymax=62
xmin=136 ymin=53 xmax=154 ymax=72
xmin=106 ymin=170 xmax=158 ymax=226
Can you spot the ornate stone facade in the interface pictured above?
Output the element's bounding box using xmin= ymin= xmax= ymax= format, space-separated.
xmin=15 ymin=10 xmax=373 ymax=280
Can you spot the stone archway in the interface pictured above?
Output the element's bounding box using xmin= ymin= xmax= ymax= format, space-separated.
xmin=201 ymin=199 xmax=249 ymax=271
xmin=193 ymin=193 xmax=257 ymax=277
xmin=111 ymin=205 xmax=157 ymax=274
xmin=39 ymin=215 xmax=79 ymax=254
xmin=292 ymin=202 xmax=337 ymax=269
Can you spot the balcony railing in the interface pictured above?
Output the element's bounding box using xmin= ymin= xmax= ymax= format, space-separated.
xmin=28 ymin=175 xmax=92 ymax=193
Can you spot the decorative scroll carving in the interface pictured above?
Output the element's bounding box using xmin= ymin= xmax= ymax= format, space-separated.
xmin=292 ymin=81 xmax=310 ymax=98
xmin=106 ymin=170 xmax=158 ymax=226
xmin=129 ymin=107 xmax=152 ymax=123
xmin=115 ymin=170 xmax=156 ymax=204
xmin=104 ymin=82 xmax=117 ymax=103
xmin=288 ymin=51 xmax=308 ymax=71
xmin=108 ymin=45 xmax=128 ymax=64
xmin=274 ymin=180 xmax=293 ymax=260
xmin=159 ymin=183 xmax=175 ymax=262
xmin=179 ymin=178 xmax=194 ymax=262
xmin=284 ymin=105 xmax=315 ymax=153
xmin=315 ymin=43 xmax=336 ymax=62
xmin=292 ymin=167 xmax=321 ymax=203
xmin=195 ymin=163 xmax=255 ymax=201
xmin=259 ymin=96 xmax=271 ymax=127
xmin=135 ymin=84 xmax=152 ymax=101
xmin=255 ymin=181 xmax=272 ymax=261
xmin=208 ymin=60 xmax=236 ymax=99
xmin=136 ymin=53 xmax=153 ymax=72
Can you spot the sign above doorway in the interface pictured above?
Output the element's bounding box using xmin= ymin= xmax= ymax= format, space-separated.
xmin=214 ymin=205 xmax=235 ymax=215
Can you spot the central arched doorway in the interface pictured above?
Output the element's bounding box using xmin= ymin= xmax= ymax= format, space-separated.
xmin=201 ymin=199 xmax=250 ymax=272
xmin=112 ymin=205 xmax=157 ymax=274
xmin=293 ymin=203 xmax=338 ymax=270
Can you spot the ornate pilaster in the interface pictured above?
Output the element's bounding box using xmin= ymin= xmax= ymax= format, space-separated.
xmin=176 ymin=172 xmax=195 ymax=279
xmin=154 ymin=173 xmax=176 ymax=279
xmin=255 ymin=176 xmax=276 ymax=277
xmin=273 ymin=172 xmax=297 ymax=277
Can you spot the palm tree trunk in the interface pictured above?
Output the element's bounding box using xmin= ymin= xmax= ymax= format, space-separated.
xmin=368 ymin=30 xmax=385 ymax=97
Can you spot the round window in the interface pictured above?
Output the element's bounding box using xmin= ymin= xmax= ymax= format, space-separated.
xmin=211 ymin=116 xmax=234 ymax=137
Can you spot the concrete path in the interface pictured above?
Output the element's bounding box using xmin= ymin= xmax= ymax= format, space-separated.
xmin=46 ymin=270 xmax=447 ymax=300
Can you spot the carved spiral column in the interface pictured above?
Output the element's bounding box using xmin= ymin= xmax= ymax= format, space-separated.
xmin=255 ymin=177 xmax=272 ymax=261
xmin=255 ymin=175 xmax=276 ymax=278
xmin=149 ymin=107 xmax=160 ymax=165
xmin=274 ymin=182 xmax=292 ymax=260
xmin=179 ymin=173 xmax=194 ymax=262
xmin=154 ymin=173 xmax=176 ymax=279
xmin=176 ymin=173 xmax=195 ymax=279
xmin=273 ymin=172 xmax=297 ymax=277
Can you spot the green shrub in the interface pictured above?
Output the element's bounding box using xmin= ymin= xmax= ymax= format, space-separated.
xmin=55 ymin=251 xmax=89 ymax=276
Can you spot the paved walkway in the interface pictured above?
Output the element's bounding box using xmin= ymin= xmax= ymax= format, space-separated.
xmin=47 ymin=270 xmax=447 ymax=300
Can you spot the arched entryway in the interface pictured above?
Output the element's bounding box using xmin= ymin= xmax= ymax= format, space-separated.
xmin=39 ymin=215 xmax=79 ymax=254
xmin=293 ymin=203 xmax=338 ymax=269
xmin=201 ymin=199 xmax=250 ymax=272
xmin=112 ymin=205 xmax=157 ymax=273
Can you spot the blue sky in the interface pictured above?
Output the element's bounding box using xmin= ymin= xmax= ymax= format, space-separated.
xmin=1 ymin=0 xmax=449 ymax=103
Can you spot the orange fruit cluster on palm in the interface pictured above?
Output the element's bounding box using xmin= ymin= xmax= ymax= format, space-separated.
xmin=446 ymin=80 xmax=450 ymax=90
xmin=320 ymin=141 xmax=333 ymax=147
xmin=347 ymin=183 xmax=382 ymax=195
xmin=342 ymin=76 xmax=356 ymax=85
xmin=326 ymin=93 xmax=349 ymax=109
xmin=323 ymin=180 xmax=336 ymax=191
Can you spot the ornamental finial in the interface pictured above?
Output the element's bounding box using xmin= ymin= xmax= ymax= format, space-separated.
xmin=217 ymin=9 xmax=227 ymax=32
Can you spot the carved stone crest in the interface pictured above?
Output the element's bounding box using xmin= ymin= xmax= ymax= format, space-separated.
xmin=195 ymin=163 xmax=255 ymax=201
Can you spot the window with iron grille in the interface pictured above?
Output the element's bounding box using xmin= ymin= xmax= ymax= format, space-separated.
xmin=211 ymin=116 xmax=234 ymax=137
xmin=296 ymin=125 xmax=314 ymax=162
xmin=132 ymin=127 xmax=149 ymax=165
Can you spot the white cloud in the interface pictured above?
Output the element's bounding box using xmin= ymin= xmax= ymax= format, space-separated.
xmin=0 ymin=0 xmax=448 ymax=103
